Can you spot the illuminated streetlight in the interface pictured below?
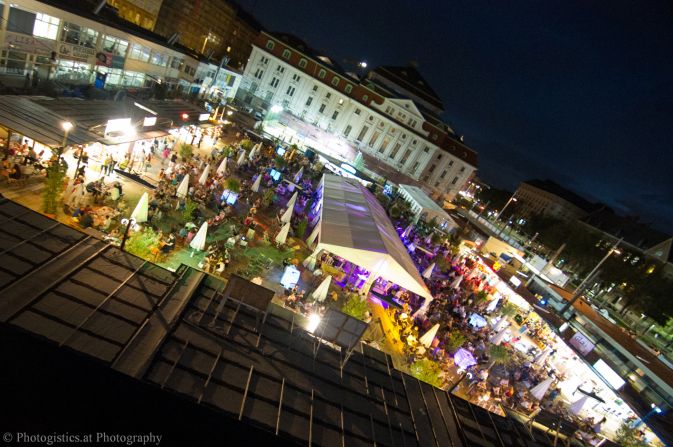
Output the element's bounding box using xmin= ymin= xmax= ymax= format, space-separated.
xmin=181 ymin=113 xmax=189 ymax=120
xmin=270 ymin=104 xmax=283 ymax=113
xmin=495 ymin=195 xmax=517 ymax=235
xmin=359 ymin=61 xmax=367 ymax=68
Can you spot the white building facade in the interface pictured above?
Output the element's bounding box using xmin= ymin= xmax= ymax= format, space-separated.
xmin=237 ymin=32 xmax=477 ymax=201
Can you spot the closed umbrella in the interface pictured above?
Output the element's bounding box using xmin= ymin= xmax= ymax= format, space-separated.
xmin=450 ymin=275 xmax=464 ymax=290
xmin=251 ymin=174 xmax=262 ymax=192
xmin=419 ymin=323 xmax=440 ymax=348
xmin=534 ymin=347 xmax=552 ymax=365
xmin=237 ymin=150 xmax=246 ymax=165
xmin=286 ymin=191 xmax=298 ymax=211
xmin=130 ymin=192 xmax=149 ymax=223
xmin=490 ymin=326 xmax=508 ymax=345
xmin=530 ymin=378 xmax=554 ymax=401
xmin=198 ymin=164 xmax=210 ymax=185
xmin=280 ymin=204 xmax=293 ymax=223
xmin=216 ymin=157 xmax=227 ymax=175
xmin=569 ymin=395 xmax=589 ymax=416
xmin=190 ymin=221 xmax=208 ymax=251
xmin=249 ymin=142 xmax=260 ymax=160
xmin=275 ymin=222 xmax=290 ymax=245
xmin=294 ymin=166 xmax=303 ymax=183
xmin=176 ymin=174 xmax=189 ymax=198
xmin=493 ymin=316 xmax=509 ymax=332
xmin=306 ymin=221 xmax=320 ymax=246
xmin=401 ymin=224 xmax=413 ymax=239
xmin=422 ymin=262 xmax=435 ymax=279
xmin=311 ymin=275 xmax=332 ymax=302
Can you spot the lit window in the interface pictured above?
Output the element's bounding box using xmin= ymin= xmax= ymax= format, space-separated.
xmin=33 ymin=13 xmax=60 ymax=40
xmin=338 ymin=99 xmax=343 ymax=105
xmin=61 ymin=22 xmax=98 ymax=47
xmin=129 ymin=44 xmax=151 ymax=62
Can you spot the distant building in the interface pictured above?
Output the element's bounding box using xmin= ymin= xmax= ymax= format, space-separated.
xmin=237 ymin=31 xmax=478 ymax=201
xmin=106 ymin=0 xmax=163 ymax=30
xmin=514 ymin=179 xmax=595 ymax=222
xmin=152 ymin=0 xmax=262 ymax=69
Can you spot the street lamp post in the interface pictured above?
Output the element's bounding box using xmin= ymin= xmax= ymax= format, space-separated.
xmin=559 ymin=238 xmax=623 ymax=320
xmin=59 ymin=121 xmax=73 ymax=162
xmin=119 ymin=217 xmax=137 ymax=251
xmin=495 ymin=195 xmax=517 ymax=236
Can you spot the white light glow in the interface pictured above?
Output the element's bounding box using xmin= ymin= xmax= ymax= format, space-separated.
xmin=307 ymin=313 xmax=321 ymax=333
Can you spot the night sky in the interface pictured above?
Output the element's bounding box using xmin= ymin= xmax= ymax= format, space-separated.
xmin=239 ymin=0 xmax=673 ymax=230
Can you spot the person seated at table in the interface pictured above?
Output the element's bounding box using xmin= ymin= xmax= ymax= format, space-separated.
xmin=161 ymin=233 xmax=176 ymax=253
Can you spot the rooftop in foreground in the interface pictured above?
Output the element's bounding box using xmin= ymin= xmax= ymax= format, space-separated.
xmin=0 ymin=195 xmax=609 ymax=446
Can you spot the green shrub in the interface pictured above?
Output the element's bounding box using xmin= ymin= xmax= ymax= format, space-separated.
xmin=240 ymin=139 xmax=253 ymax=150
xmin=42 ymin=162 xmax=66 ymax=214
xmin=179 ymin=143 xmax=193 ymax=160
xmin=182 ymin=199 xmax=198 ymax=222
xmin=445 ymin=331 xmax=466 ymax=353
xmin=125 ymin=227 xmax=162 ymax=260
xmin=225 ymin=177 xmax=241 ymax=193
xmin=295 ymin=218 xmax=308 ymax=239
xmin=410 ymin=358 xmax=444 ymax=388
xmin=341 ymin=295 xmax=369 ymax=320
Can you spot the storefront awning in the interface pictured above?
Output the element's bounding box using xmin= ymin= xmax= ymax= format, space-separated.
xmin=315 ymin=174 xmax=433 ymax=301
xmin=0 ymin=96 xmax=99 ymax=147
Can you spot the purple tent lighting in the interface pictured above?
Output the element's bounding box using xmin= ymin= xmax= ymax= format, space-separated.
xmin=453 ymin=348 xmax=477 ymax=370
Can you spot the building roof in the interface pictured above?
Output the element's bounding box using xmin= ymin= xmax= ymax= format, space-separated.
xmin=582 ymin=207 xmax=671 ymax=251
xmin=522 ymin=179 xmax=595 ymax=212
xmin=316 ymin=175 xmax=433 ymax=301
xmin=372 ymin=65 xmax=444 ymax=112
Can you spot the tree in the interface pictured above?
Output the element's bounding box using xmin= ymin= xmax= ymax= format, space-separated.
xmin=341 ymin=294 xmax=369 ymax=320
xmin=182 ymin=199 xmax=198 ymax=222
xmin=225 ymin=177 xmax=241 ymax=193
xmin=179 ymin=143 xmax=193 ymax=160
xmin=261 ymin=189 xmax=275 ymax=209
xmin=487 ymin=344 xmax=511 ymax=369
xmin=410 ymin=358 xmax=444 ymax=388
xmin=295 ymin=218 xmax=308 ymax=239
xmin=42 ymin=161 xmax=66 ymax=215
xmin=445 ymin=331 xmax=466 ymax=354
xmin=499 ymin=302 xmax=518 ymax=319
xmin=615 ymin=422 xmax=648 ymax=447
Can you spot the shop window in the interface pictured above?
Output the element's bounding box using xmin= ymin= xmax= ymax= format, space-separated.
xmin=129 ymin=43 xmax=151 ymax=62
xmin=150 ymin=51 xmax=168 ymax=66
xmin=61 ymin=22 xmax=98 ymax=47
xmin=33 ymin=13 xmax=61 ymax=40
xmin=55 ymin=60 xmax=91 ymax=83
xmin=121 ymin=71 xmax=145 ymax=87
xmin=7 ymin=7 xmax=36 ymax=35
xmin=102 ymin=35 xmax=128 ymax=57
xmin=0 ymin=50 xmax=28 ymax=74
xmin=170 ymin=57 xmax=184 ymax=70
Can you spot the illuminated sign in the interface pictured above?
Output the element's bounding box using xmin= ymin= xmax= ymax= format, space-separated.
xmin=492 ymin=261 xmax=502 ymax=271
xmin=569 ymin=331 xmax=595 ymax=356
xmin=104 ymin=118 xmax=131 ymax=135
xmin=340 ymin=163 xmax=357 ymax=175
xmin=593 ymin=359 xmax=625 ymax=389
xmin=143 ymin=116 xmax=157 ymax=127
xmin=199 ymin=113 xmax=210 ymax=121
xmin=509 ymin=276 xmax=522 ymax=287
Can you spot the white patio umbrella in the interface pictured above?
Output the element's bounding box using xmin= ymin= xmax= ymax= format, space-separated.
xmin=251 ymin=174 xmax=262 ymax=192
xmin=530 ymin=378 xmax=554 ymax=401
xmin=130 ymin=192 xmax=149 ymax=223
xmin=280 ymin=204 xmax=293 ymax=224
xmin=490 ymin=326 xmax=508 ymax=345
xmin=311 ymin=275 xmax=332 ymax=302
xmin=493 ymin=316 xmax=509 ymax=332
xmin=176 ymin=174 xmax=189 ymax=198
xmin=248 ymin=142 xmax=260 ymax=160
xmin=294 ymin=166 xmax=304 ymax=183
xmin=534 ymin=347 xmax=552 ymax=365
xmin=286 ymin=191 xmax=298 ymax=211
xmin=237 ymin=150 xmax=246 ymax=165
xmin=275 ymin=221 xmax=290 ymax=245
xmin=189 ymin=221 xmax=208 ymax=251
xmin=198 ymin=164 xmax=210 ymax=185
xmin=450 ymin=275 xmax=464 ymax=290
xmin=306 ymin=222 xmax=320 ymax=246
xmin=419 ymin=323 xmax=440 ymax=348
xmin=422 ymin=262 xmax=435 ymax=279
xmin=401 ymin=224 xmax=413 ymax=239
xmin=569 ymin=395 xmax=589 ymax=416
xmin=302 ymin=247 xmax=321 ymax=271
xmin=216 ymin=157 xmax=227 ymax=175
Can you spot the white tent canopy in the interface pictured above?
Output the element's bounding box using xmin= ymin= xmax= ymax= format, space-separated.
xmin=313 ymin=175 xmax=433 ymax=302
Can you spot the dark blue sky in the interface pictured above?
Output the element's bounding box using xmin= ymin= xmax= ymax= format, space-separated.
xmin=239 ymin=0 xmax=673 ymax=229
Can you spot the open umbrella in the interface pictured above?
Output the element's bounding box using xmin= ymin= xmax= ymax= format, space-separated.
xmin=237 ymin=150 xmax=246 ymax=166
xmin=293 ymin=166 xmax=303 ymax=183
xmin=311 ymin=275 xmax=332 ymax=302
xmin=422 ymin=262 xmax=435 ymax=279
xmin=569 ymin=395 xmax=589 ymax=416
xmin=176 ymin=174 xmax=189 ymax=198
xmin=286 ymin=191 xmax=298 ymax=211
xmin=189 ymin=221 xmax=208 ymax=251
xmin=401 ymin=224 xmax=413 ymax=239
xmin=530 ymin=378 xmax=554 ymax=401
xmin=275 ymin=222 xmax=290 ymax=245
xmin=419 ymin=323 xmax=440 ymax=348
xmin=130 ymin=192 xmax=149 ymax=223
xmin=198 ymin=164 xmax=210 ymax=185
xmin=251 ymin=174 xmax=262 ymax=192
xmin=280 ymin=204 xmax=293 ymax=224
xmin=216 ymin=157 xmax=227 ymax=175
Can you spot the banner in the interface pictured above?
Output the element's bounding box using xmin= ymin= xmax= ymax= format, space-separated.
xmin=59 ymin=43 xmax=95 ymax=62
